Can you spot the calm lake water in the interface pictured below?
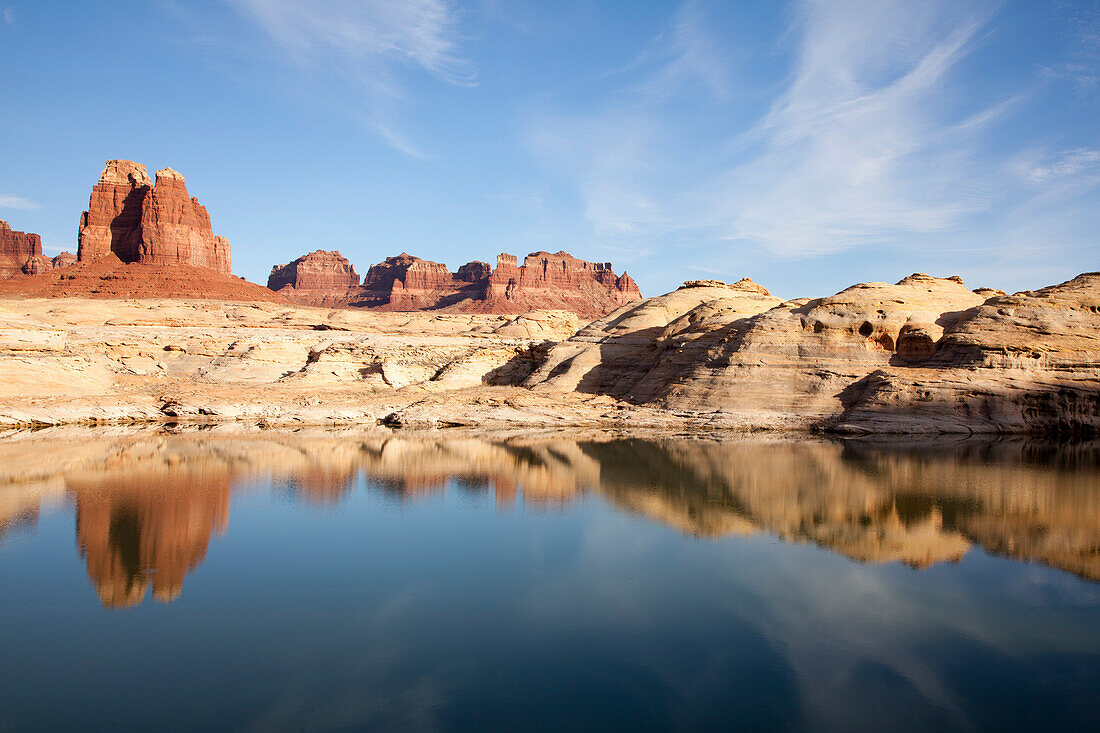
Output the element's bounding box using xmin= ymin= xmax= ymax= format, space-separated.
xmin=1 ymin=430 xmax=1098 ymax=732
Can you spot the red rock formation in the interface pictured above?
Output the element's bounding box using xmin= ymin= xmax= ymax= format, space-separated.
xmin=271 ymin=249 xmax=643 ymax=318
xmin=51 ymin=251 xmax=77 ymax=269
xmin=77 ymin=160 xmax=231 ymax=274
xmin=0 ymin=220 xmax=75 ymax=279
xmin=268 ymin=250 xmax=361 ymax=307
xmin=20 ymin=254 xmax=53 ymax=276
xmin=0 ymin=219 xmax=42 ymax=278
xmin=0 ymin=256 xmax=285 ymax=301
xmin=482 ymin=251 xmax=642 ymax=316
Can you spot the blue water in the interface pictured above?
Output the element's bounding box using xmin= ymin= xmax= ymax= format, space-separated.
xmin=0 ymin=434 xmax=1098 ymax=731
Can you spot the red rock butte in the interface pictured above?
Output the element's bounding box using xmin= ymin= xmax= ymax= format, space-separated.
xmin=269 ymin=249 xmax=642 ymax=318
xmin=0 ymin=160 xmax=281 ymax=302
xmin=77 ymin=160 xmax=231 ymax=273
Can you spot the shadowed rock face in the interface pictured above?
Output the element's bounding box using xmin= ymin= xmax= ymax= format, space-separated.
xmin=1 ymin=430 xmax=1097 ymax=609
xmin=269 ymin=249 xmax=643 ymax=318
xmin=77 ymin=160 xmax=231 ymax=274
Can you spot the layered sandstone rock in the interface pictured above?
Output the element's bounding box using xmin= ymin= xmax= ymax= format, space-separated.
xmin=77 ymin=160 xmax=231 ymax=274
xmin=522 ymin=272 xmax=1100 ymax=434
xmin=0 ymin=220 xmax=42 ymax=278
xmin=270 ymin=249 xmax=642 ymax=318
xmin=836 ymin=272 xmax=1100 ymax=434
xmin=268 ymin=250 xmax=361 ymax=307
xmin=0 ymin=220 xmax=76 ymax=279
xmin=0 ymin=272 xmax=1095 ymax=435
xmin=51 ymin=251 xmax=77 ymax=269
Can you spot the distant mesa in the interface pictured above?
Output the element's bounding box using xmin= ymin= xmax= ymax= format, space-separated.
xmin=267 ymin=250 xmax=361 ymax=308
xmin=268 ymin=249 xmax=643 ymax=318
xmin=0 ymin=219 xmax=76 ymax=280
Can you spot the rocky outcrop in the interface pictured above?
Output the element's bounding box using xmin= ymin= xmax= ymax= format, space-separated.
xmin=0 ymin=272 xmax=1095 ymax=435
xmin=0 ymin=220 xmax=76 ymax=279
xmin=51 ymin=251 xmax=77 ymax=269
xmin=77 ymin=160 xmax=231 ymax=274
xmin=268 ymin=250 xmax=361 ymax=307
xmin=0 ymin=220 xmax=42 ymax=278
xmin=270 ymin=249 xmax=642 ymax=318
xmin=525 ymin=273 xmax=1100 ymax=434
xmin=836 ymin=272 xmax=1100 ymax=434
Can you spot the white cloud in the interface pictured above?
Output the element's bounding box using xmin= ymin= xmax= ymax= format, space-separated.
xmin=2 ymin=7 xmax=13 ymax=26
xmin=227 ymin=0 xmax=473 ymax=156
xmin=0 ymin=194 xmax=39 ymax=210
xmin=526 ymin=0 xmax=1064 ymax=262
xmin=1025 ymin=148 xmax=1100 ymax=182
xmin=705 ymin=0 xmax=1001 ymax=256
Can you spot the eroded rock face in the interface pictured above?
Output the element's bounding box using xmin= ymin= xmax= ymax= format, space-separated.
xmin=524 ymin=271 xmax=1100 ymax=434
xmin=838 ymin=272 xmax=1100 ymax=434
xmin=77 ymin=160 xmax=231 ymax=274
xmin=51 ymin=251 xmax=77 ymax=269
xmin=0 ymin=220 xmax=75 ymax=279
xmin=0 ymin=220 xmax=42 ymax=278
xmin=270 ymin=249 xmax=642 ymax=318
xmin=268 ymin=250 xmax=361 ymax=307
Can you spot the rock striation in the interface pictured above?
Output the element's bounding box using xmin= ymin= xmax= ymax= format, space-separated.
xmin=77 ymin=160 xmax=231 ymax=274
xmin=0 ymin=220 xmax=76 ymax=279
xmin=268 ymin=250 xmax=361 ymax=307
xmin=524 ymin=272 xmax=1100 ymax=434
xmin=269 ymin=249 xmax=642 ymax=318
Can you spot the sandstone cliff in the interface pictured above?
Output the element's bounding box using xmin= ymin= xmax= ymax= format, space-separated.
xmin=77 ymin=160 xmax=231 ymax=274
xmin=269 ymin=249 xmax=642 ymax=318
xmin=0 ymin=220 xmax=75 ymax=279
xmin=0 ymin=220 xmax=41 ymax=278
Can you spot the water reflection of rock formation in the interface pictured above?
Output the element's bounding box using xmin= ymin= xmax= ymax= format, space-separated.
xmin=1 ymin=430 xmax=1097 ymax=604
xmin=70 ymin=468 xmax=231 ymax=608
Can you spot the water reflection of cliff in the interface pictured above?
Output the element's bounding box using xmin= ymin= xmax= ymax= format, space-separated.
xmin=0 ymin=430 xmax=1097 ymax=607
xmin=71 ymin=469 xmax=230 ymax=608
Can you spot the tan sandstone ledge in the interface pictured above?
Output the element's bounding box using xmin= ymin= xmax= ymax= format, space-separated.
xmin=0 ymin=270 xmax=1096 ymax=435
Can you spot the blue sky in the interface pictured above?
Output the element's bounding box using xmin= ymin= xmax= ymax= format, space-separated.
xmin=1 ymin=0 xmax=1097 ymax=299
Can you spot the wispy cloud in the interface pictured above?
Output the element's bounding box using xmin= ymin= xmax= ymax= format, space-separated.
xmin=2 ymin=6 xmax=14 ymax=26
xmin=526 ymin=0 xmax=1097 ymax=270
xmin=227 ymin=0 xmax=474 ymax=157
xmin=0 ymin=194 xmax=39 ymax=210
xmin=1024 ymin=148 xmax=1100 ymax=182
xmin=706 ymin=0 xmax=1001 ymax=256
xmin=525 ymin=0 xmax=730 ymax=237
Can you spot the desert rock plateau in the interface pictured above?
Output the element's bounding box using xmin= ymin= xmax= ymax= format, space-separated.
xmin=0 ymin=159 xmax=1095 ymax=435
xmin=0 ymin=270 xmax=1096 ymax=434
